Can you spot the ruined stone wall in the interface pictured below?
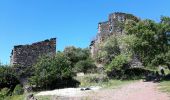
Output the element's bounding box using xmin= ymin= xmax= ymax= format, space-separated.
xmin=90 ymin=12 xmax=139 ymax=57
xmin=97 ymin=21 xmax=110 ymax=43
xmin=10 ymin=38 xmax=56 ymax=68
xmin=90 ymin=12 xmax=142 ymax=68
xmin=95 ymin=12 xmax=137 ymax=46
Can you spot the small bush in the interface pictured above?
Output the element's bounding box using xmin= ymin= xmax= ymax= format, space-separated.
xmin=0 ymin=88 xmax=10 ymax=99
xmin=13 ymin=85 xmax=24 ymax=95
xmin=106 ymin=54 xmax=131 ymax=72
xmin=29 ymin=52 xmax=74 ymax=90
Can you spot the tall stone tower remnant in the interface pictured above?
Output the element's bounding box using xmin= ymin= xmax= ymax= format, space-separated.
xmin=90 ymin=12 xmax=142 ymax=68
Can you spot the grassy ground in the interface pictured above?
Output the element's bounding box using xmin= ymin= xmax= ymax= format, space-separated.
xmin=1 ymin=94 xmax=52 ymax=100
xmin=159 ymin=68 xmax=170 ymax=94
xmin=159 ymin=81 xmax=170 ymax=93
xmin=1 ymin=95 xmax=25 ymax=100
xmin=75 ymin=73 xmax=137 ymax=88
xmin=36 ymin=95 xmax=51 ymax=100
xmin=0 ymin=94 xmax=53 ymax=100
xmin=145 ymin=66 xmax=170 ymax=94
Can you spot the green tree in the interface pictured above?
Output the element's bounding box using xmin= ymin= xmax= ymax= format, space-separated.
xmin=74 ymin=58 xmax=96 ymax=73
xmin=95 ymin=36 xmax=120 ymax=64
xmin=106 ymin=54 xmax=131 ymax=72
xmin=0 ymin=65 xmax=20 ymax=96
xmin=29 ymin=52 xmax=73 ymax=89
xmin=125 ymin=18 xmax=170 ymax=66
xmin=63 ymin=46 xmax=96 ymax=73
xmin=118 ymin=34 xmax=139 ymax=55
xmin=151 ymin=50 xmax=170 ymax=70
xmin=63 ymin=46 xmax=90 ymax=67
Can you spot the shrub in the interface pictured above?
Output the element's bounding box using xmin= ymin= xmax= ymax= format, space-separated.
xmin=106 ymin=54 xmax=131 ymax=72
xmin=29 ymin=52 xmax=74 ymax=90
xmin=13 ymin=85 xmax=24 ymax=95
xmin=106 ymin=69 xmax=123 ymax=79
xmin=123 ymin=68 xmax=153 ymax=79
xmin=74 ymin=58 xmax=97 ymax=73
xmin=95 ymin=36 xmax=120 ymax=64
xmin=107 ymin=68 xmax=153 ymax=80
xmin=0 ymin=65 xmax=20 ymax=96
xmin=0 ymin=88 xmax=9 ymax=99
xmin=63 ymin=46 xmax=90 ymax=67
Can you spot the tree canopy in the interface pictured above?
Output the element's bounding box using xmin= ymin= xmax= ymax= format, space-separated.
xmin=125 ymin=17 xmax=170 ymax=66
xmin=29 ymin=52 xmax=73 ymax=89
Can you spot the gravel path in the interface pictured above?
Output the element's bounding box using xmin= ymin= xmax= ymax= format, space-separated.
xmin=82 ymin=80 xmax=170 ymax=100
xmin=36 ymin=80 xmax=170 ymax=100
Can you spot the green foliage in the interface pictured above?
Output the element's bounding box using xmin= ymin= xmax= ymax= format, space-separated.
xmin=74 ymin=58 xmax=96 ymax=73
xmin=161 ymin=16 xmax=170 ymax=24
xmin=123 ymin=68 xmax=153 ymax=80
xmin=0 ymin=88 xmax=9 ymax=99
xmin=159 ymin=81 xmax=170 ymax=93
xmin=13 ymin=85 xmax=24 ymax=95
xmin=64 ymin=46 xmax=96 ymax=73
xmin=75 ymin=73 xmax=108 ymax=87
xmin=3 ymin=94 xmax=25 ymax=100
xmin=106 ymin=54 xmax=131 ymax=72
xmin=36 ymin=95 xmax=51 ymax=100
xmin=94 ymin=16 xmax=170 ymax=79
xmin=95 ymin=36 xmax=120 ymax=64
xmin=63 ymin=46 xmax=90 ymax=67
xmin=151 ymin=50 xmax=170 ymax=68
xmin=75 ymin=73 xmax=135 ymax=88
xmin=0 ymin=65 xmax=13 ymax=83
xmin=151 ymin=53 xmax=165 ymax=66
xmin=95 ymin=34 xmax=137 ymax=66
xmin=29 ymin=52 xmax=73 ymax=89
xmin=0 ymin=65 xmax=20 ymax=96
xmin=125 ymin=17 xmax=170 ymax=66
xmin=118 ymin=34 xmax=138 ymax=54
xmin=104 ymin=36 xmax=120 ymax=57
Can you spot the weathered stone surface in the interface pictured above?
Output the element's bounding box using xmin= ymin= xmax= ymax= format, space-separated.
xmin=90 ymin=12 xmax=143 ymax=68
xmin=90 ymin=12 xmax=138 ymax=58
xmin=10 ymin=38 xmax=56 ymax=93
xmin=10 ymin=38 xmax=56 ymax=68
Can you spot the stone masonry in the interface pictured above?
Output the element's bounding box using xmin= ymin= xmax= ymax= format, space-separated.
xmin=90 ymin=12 xmax=139 ymax=57
xmin=10 ymin=38 xmax=56 ymax=68
xmin=90 ymin=12 xmax=143 ymax=68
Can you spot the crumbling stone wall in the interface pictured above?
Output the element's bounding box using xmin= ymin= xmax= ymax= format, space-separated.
xmin=90 ymin=12 xmax=142 ymax=68
xmin=90 ymin=12 xmax=138 ymax=58
xmin=10 ymin=38 xmax=56 ymax=68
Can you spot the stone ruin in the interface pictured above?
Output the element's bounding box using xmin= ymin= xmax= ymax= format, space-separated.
xmin=10 ymin=38 xmax=56 ymax=68
xmin=10 ymin=38 xmax=56 ymax=93
xmin=90 ymin=12 xmax=143 ymax=68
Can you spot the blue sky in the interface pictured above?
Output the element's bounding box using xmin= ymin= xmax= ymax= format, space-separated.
xmin=0 ymin=0 xmax=170 ymax=64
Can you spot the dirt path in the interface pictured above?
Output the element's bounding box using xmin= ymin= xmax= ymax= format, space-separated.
xmin=79 ymin=80 xmax=170 ymax=100
xmin=36 ymin=80 xmax=170 ymax=100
